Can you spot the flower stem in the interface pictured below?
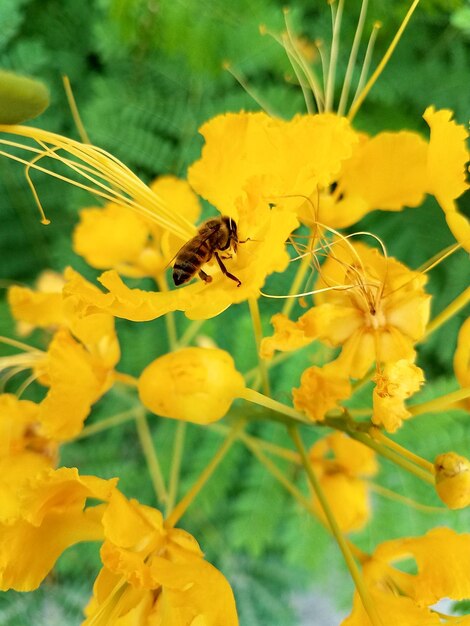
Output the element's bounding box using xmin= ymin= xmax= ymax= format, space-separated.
xmin=325 ymin=416 xmax=434 ymax=485
xmin=248 ymin=298 xmax=271 ymax=396
xmin=114 ymin=371 xmax=139 ymax=387
xmin=134 ymin=409 xmax=168 ymax=506
xmin=408 ymin=386 xmax=470 ymax=417
xmin=164 ymin=420 xmax=245 ymax=528
xmin=74 ymin=408 xmax=137 ymax=440
xmin=157 ymin=275 xmax=178 ymax=350
xmin=348 ymin=0 xmax=421 ymax=121
xmin=372 ymin=429 xmax=434 ymax=475
xmin=240 ymin=387 xmax=309 ymax=423
xmin=288 ymin=425 xmax=382 ymax=626
xmin=281 ymin=252 xmax=312 ymax=318
xmin=210 ymin=422 xmax=300 ymax=463
xmin=424 ymin=286 xmax=470 ymax=339
xmin=165 ymin=421 xmax=187 ymax=517
xmin=176 ymin=318 xmax=205 ymax=349
xmin=369 ymin=483 xmax=446 ymax=513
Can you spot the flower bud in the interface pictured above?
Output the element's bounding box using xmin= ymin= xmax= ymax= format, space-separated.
xmin=434 ymin=452 xmax=470 ymax=509
xmin=138 ymin=347 xmax=245 ymax=424
xmin=0 ymin=70 xmax=49 ymax=124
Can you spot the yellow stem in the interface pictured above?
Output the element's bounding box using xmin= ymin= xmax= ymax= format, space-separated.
xmin=325 ymin=417 xmax=435 ymax=485
xmin=75 ymin=409 xmax=137 ymax=440
xmin=134 ymin=410 xmax=168 ymax=506
xmin=166 ymin=421 xmax=187 ymax=516
xmin=348 ymin=0 xmax=421 ymax=121
xmin=240 ymin=386 xmax=309 ymax=424
xmin=62 ymin=75 xmax=91 ymax=144
xmin=114 ymin=371 xmax=139 ymax=387
xmin=372 ymin=429 xmax=434 ymax=475
xmin=281 ymin=252 xmax=313 ymax=318
xmin=176 ymin=318 xmax=205 ymax=349
xmin=157 ymin=275 xmax=178 ymax=350
xmin=248 ymin=298 xmax=271 ymax=396
xmin=210 ymin=422 xmax=300 ymax=463
xmin=289 ymin=426 xmax=382 ymax=626
xmin=337 ymin=0 xmax=369 ymax=116
xmin=164 ymin=420 xmax=245 ymax=528
xmin=369 ymin=483 xmax=446 ymax=513
xmin=409 ymin=386 xmax=470 ymax=417
xmin=424 ymin=286 xmax=470 ymax=339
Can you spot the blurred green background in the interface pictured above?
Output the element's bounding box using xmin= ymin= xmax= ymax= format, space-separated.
xmin=0 ymin=0 xmax=469 ymax=624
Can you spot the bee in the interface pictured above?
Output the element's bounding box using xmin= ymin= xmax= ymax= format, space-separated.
xmin=172 ymin=215 xmax=242 ymax=287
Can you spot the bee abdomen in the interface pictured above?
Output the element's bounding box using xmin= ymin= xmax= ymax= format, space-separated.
xmin=173 ymin=239 xmax=212 ymax=286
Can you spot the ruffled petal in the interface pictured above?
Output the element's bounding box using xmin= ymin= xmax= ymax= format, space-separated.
xmin=73 ymin=203 xmax=150 ymax=270
xmin=188 ymin=111 xmax=358 ymax=216
xmin=339 ymin=131 xmax=428 ymax=212
xmin=38 ymin=329 xmax=111 ymax=440
xmin=0 ymin=467 xmax=116 ymax=591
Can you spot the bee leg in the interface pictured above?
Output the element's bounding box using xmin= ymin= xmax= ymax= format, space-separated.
xmin=214 ymin=252 xmax=241 ymax=287
xmin=220 ymin=252 xmax=233 ymax=260
xmin=198 ymin=269 xmax=213 ymax=283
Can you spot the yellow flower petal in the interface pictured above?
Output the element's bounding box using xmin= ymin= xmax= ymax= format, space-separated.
xmin=150 ymin=556 xmax=239 ymax=626
xmin=38 ymin=329 xmax=111 ymax=440
xmin=372 ymin=360 xmax=425 ymax=432
xmin=344 ymin=528 xmax=470 ymax=625
xmin=309 ymin=434 xmax=377 ymax=532
xmin=424 ymin=106 xmax=470 ymax=251
xmin=8 ymin=285 xmax=65 ymax=329
xmin=73 ymin=203 xmax=150 ymax=271
xmin=435 ymin=452 xmax=470 ymax=509
xmin=424 ymin=106 xmax=469 ymax=212
xmin=293 ymin=363 xmax=352 ymax=422
xmin=260 ymin=313 xmax=313 ymax=359
xmin=188 ymin=111 xmax=358 ymax=216
xmin=139 ymin=348 xmax=245 ymax=424
xmin=454 ymin=317 xmax=470 ymax=411
xmin=0 ymin=467 xmax=116 ymax=591
xmin=377 ymin=527 xmax=470 ymax=606
xmin=339 ymin=131 xmax=428 ymax=212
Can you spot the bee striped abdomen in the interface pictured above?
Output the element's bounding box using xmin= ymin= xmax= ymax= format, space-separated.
xmin=172 ymin=237 xmax=212 ymax=286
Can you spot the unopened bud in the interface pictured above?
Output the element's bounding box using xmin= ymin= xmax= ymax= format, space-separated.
xmin=435 ymin=452 xmax=470 ymax=510
xmin=138 ymin=348 xmax=245 ymax=424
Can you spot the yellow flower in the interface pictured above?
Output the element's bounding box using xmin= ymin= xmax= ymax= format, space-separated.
xmin=64 ymin=183 xmax=299 ymax=320
xmin=0 ymin=467 xmax=116 ymax=591
xmin=424 ymin=106 xmax=469 ymax=251
xmin=188 ymin=111 xmax=358 ymax=218
xmin=262 ymin=240 xmax=431 ymax=378
xmin=343 ymin=528 xmax=470 ymax=625
xmin=0 ymin=394 xmax=57 ymax=520
xmin=372 ymin=360 xmax=425 ymax=432
xmin=435 ymin=452 xmax=470 ymax=510
xmin=309 ymin=433 xmax=377 ymax=533
xmin=292 ymin=362 xmax=351 ymax=422
xmin=6 ymin=273 xmax=120 ymax=440
xmin=83 ymin=490 xmax=239 ymax=626
xmin=73 ymin=176 xmax=201 ymax=278
xmin=9 ymin=268 xmax=120 ymax=369
xmin=454 ymin=316 xmax=470 ymax=411
xmin=37 ymin=329 xmax=114 ymax=440
xmin=138 ymin=347 xmax=246 ymax=424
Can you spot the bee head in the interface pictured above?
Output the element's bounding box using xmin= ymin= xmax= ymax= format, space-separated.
xmin=223 ymin=216 xmax=238 ymax=242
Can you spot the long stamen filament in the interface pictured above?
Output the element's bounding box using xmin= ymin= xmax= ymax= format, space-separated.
xmin=349 ymin=0 xmax=421 ymax=121
xmin=338 ymin=0 xmax=369 ymax=116
xmin=350 ymin=21 xmax=381 ymax=110
xmin=325 ymin=0 xmax=344 ymax=112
